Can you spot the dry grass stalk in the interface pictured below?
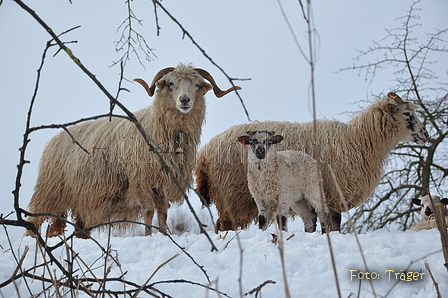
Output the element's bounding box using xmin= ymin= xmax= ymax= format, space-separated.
xmin=275 ymin=226 xmax=291 ymax=298
xmin=10 ymin=245 xmax=29 ymax=279
xmin=220 ymin=231 xmax=229 ymax=241
xmin=427 ymin=194 xmax=448 ymax=272
xmin=223 ymin=231 xmax=241 ymax=250
xmin=328 ymin=164 xmax=377 ymax=298
xmin=424 ymin=262 xmax=442 ymax=298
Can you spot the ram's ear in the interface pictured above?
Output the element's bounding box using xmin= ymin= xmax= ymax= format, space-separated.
xmin=412 ymin=198 xmax=422 ymax=206
xmin=156 ymin=80 xmax=167 ymax=89
xmin=238 ymin=136 xmax=250 ymax=146
xmin=385 ymin=103 xmax=399 ymax=114
xmin=201 ymin=83 xmax=212 ymax=94
xmin=273 ymin=135 xmax=284 ymax=144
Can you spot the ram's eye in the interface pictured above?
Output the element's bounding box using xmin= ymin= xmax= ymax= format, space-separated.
xmin=168 ymin=82 xmax=174 ymax=87
xmin=195 ymin=84 xmax=201 ymax=88
xmin=403 ymin=112 xmax=410 ymax=117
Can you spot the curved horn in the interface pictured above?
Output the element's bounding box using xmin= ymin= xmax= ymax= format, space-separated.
xmin=194 ymin=68 xmax=242 ymax=98
xmin=387 ymin=92 xmax=404 ymax=104
xmin=133 ymin=67 xmax=175 ymax=97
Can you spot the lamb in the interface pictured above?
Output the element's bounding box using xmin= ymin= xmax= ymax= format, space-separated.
xmin=195 ymin=92 xmax=429 ymax=232
xmin=411 ymin=195 xmax=448 ymax=231
xmin=25 ymin=63 xmax=241 ymax=238
xmin=237 ymin=130 xmax=328 ymax=232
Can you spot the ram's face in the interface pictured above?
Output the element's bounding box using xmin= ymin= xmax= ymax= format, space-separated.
xmin=158 ymin=78 xmax=211 ymax=114
xmin=397 ymin=103 xmax=428 ymax=145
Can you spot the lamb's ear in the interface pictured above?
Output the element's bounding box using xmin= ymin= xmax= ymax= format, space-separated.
xmin=238 ymin=136 xmax=250 ymax=146
xmin=385 ymin=103 xmax=399 ymax=114
xmin=441 ymin=198 xmax=448 ymax=205
xmin=412 ymin=198 xmax=422 ymax=206
xmin=273 ymin=135 xmax=284 ymax=144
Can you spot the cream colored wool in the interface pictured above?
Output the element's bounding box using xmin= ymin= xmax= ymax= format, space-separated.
xmin=412 ymin=217 xmax=448 ymax=231
xmin=26 ymin=63 xmax=239 ymax=237
xmin=196 ymin=95 xmax=428 ymax=231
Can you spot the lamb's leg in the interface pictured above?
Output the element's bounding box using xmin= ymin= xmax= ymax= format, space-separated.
xmin=276 ymin=214 xmax=288 ymax=231
xmin=258 ymin=214 xmax=268 ymax=230
xmin=277 ymin=195 xmax=292 ymax=231
xmin=255 ymin=200 xmax=276 ymax=231
xmin=291 ymin=200 xmax=317 ymax=233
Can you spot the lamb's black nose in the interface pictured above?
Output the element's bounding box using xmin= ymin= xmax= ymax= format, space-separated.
xmin=255 ymin=146 xmax=266 ymax=159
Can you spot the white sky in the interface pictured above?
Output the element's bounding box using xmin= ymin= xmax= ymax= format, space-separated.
xmin=0 ymin=0 xmax=447 ymax=236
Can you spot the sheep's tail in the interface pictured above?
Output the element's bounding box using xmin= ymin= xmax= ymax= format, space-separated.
xmin=195 ymin=164 xmax=212 ymax=207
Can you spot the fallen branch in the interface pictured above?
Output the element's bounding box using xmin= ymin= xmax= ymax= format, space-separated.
xmin=244 ymin=280 xmax=276 ymax=297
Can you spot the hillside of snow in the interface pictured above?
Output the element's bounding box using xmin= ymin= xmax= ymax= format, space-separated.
xmin=1 ymin=224 xmax=447 ymax=297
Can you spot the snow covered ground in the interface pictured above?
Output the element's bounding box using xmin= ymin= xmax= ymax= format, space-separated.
xmin=1 ymin=221 xmax=447 ymax=298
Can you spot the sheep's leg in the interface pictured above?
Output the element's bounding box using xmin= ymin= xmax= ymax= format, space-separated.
xmin=26 ymin=200 xmax=62 ymax=237
xmin=73 ymin=215 xmax=90 ymax=239
xmin=291 ymin=200 xmax=317 ymax=233
xmin=144 ymin=207 xmax=155 ymax=236
xmin=156 ymin=200 xmax=170 ymax=235
xmin=329 ymin=210 xmax=341 ymax=232
xmin=315 ymin=209 xmax=330 ymax=234
xmin=47 ymin=216 xmax=67 ymax=238
xmin=25 ymin=214 xmax=47 ymax=237
xmin=152 ymin=189 xmax=170 ymax=235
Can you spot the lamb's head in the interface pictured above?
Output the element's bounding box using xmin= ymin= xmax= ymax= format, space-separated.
xmin=385 ymin=92 xmax=428 ymax=145
xmin=238 ymin=130 xmax=284 ymax=159
xmin=134 ymin=64 xmax=242 ymax=114
xmin=412 ymin=195 xmax=448 ymax=221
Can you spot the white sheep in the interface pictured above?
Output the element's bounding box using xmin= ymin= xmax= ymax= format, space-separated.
xmin=237 ymin=130 xmax=328 ymax=232
xmin=25 ymin=63 xmax=241 ymax=238
xmin=411 ymin=195 xmax=448 ymax=231
xmin=195 ymin=92 xmax=429 ymax=232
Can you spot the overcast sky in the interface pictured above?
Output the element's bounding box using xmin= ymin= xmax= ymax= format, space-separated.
xmin=0 ymin=0 xmax=446 ymax=236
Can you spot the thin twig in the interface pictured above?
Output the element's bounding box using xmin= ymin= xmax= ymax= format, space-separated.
xmin=132 ymin=253 xmax=179 ymax=297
